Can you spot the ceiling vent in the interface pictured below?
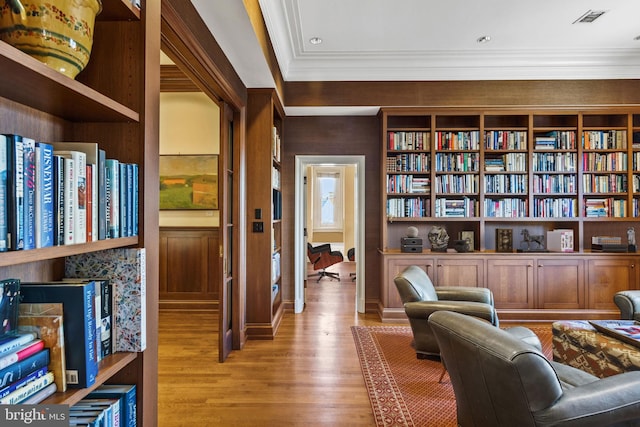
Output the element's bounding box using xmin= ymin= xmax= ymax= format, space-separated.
xmin=573 ymin=10 xmax=606 ymax=24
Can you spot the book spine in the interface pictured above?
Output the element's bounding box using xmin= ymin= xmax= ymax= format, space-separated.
xmin=105 ymin=159 xmax=120 ymax=238
xmin=0 ymin=371 xmax=54 ymax=404
xmin=119 ymin=162 xmax=127 ymax=237
xmin=132 ymin=163 xmax=138 ymax=236
xmin=75 ymin=151 xmax=87 ymax=244
xmin=0 ymin=348 xmax=50 ymax=389
xmin=36 ymin=142 xmax=54 ymax=248
xmin=0 ymin=366 xmax=47 ymax=399
xmin=98 ymin=149 xmax=106 ymax=240
xmin=88 ymin=385 xmax=136 ymax=427
xmin=99 ymin=280 xmax=113 ymax=358
xmin=0 ymin=339 xmax=44 ymax=369
xmin=7 ymin=135 xmax=24 ymax=250
xmin=22 ymin=137 xmax=36 ymax=250
xmin=0 ymin=135 xmax=7 ymax=252
xmin=83 ymin=282 xmax=98 ymax=387
xmin=62 ymin=157 xmax=75 ymax=244
xmin=91 ymin=161 xmax=98 ymax=242
xmin=127 ymin=163 xmax=133 ymax=237
xmin=86 ymin=164 xmax=93 ymax=242
xmin=0 ymin=332 xmax=37 ymax=354
xmin=20 ymin=382 xmax=56 ymax=404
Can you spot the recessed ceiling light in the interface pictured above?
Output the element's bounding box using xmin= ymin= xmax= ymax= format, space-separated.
xmin=309 ymin=37 xmax=322 ymax=45
xmin=573 ymin=10 xmax=607 ymax=24
xmin=476 ymin=35 xmax=491 ymax=44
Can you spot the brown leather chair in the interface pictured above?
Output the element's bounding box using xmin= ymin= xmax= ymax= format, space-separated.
xmin=429 ymin=310 xmax=640 ymax=427
xmin=614 ymin=290 xmax=640 ymax=321
xmin=307 ymin=243 xmax=343 ymax=282
xmin=393 ymin=265 xmax=498 ymax=358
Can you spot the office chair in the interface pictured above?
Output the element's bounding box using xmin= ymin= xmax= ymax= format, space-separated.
xmin=307 ymin=243 xmax=343 ymax=282
xmin=347 ymin=247 xmax=356 ymax=281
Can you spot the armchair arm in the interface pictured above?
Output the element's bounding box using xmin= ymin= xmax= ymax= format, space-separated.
xmin=435 ymin=286 xmax=494 ymax=306
xmin=613 ymin=291 xmax=640 ymax=321
xmin=405 ymin=301 xmax=498 ymax=326
xmin=533 ymin=371 xmax=640 ymax=427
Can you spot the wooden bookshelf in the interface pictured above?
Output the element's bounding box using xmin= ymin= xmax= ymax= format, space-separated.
xmin=0 ymin=0 xmax=159 ymax=425
xmin=380 ymin=108 xmax=640 ymax=322
xmin=245 ymin=89 xmax=285 ymax=339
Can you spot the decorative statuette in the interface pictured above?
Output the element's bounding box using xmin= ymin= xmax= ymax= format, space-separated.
xmin=628 ymin=227 xmax=636 ymax=252
xmin=428 ymin=226 xmax=449 ymax=252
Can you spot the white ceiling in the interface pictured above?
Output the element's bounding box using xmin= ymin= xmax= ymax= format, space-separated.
xmin=192 ymin=0 xmax=640 ymax=114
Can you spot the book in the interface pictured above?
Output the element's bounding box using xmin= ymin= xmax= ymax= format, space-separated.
xmin=54 ymin=150 xmax=87 ymax=243
xmin=18 ymin=302 xmax=67 ymax=392
xmin=105 ymin=158 xmax=120 ymax=238
xmin=131 ymin=163 xmax=138 ymax=236
xmin=0 ymin=278 xmax=20 ymax=338
xmin=65 ymin=248 xmax=146 ymax=352
xmin=35 ymin=142 xmax=55 ymax=248
xmin=0 ymin=365 xmax=47 ymax=400
xmin=98 ymin=148 xmax=106 ymax=240
xmin=0 ymin=135 xmax=7 ymax=252
xmin=5 ymin=134 xmax=24 ymax=250
xmin=87 ymin=384 xmax=136 ymax=427
xmin=86 ymin=163 xmax=93 ymax=242
xmin=22 ymin=136 xmax=36 ymax=250
xmin=72 ymin=397 xmax=121 ymax=427
xmin=0 ymin=370 xmax=54 ymax=404
xmin=0 ymin=348 xmax=49 ymax=389
xmin=0 ymin=332 xmax=36 ymax=356
xmin=0 ymin=338 xmax=44 ymax=369
xmin=20 ymin=282 xmax=98 ymax=388
xmin=61 ymin=156 xmax=75 ymax=244
xmin=21 ymin=382 xmax=56 ymax=404
xmin=53 ymin=155 xmax=65 ymax=245
xmin=120 ymin=162 xmax=128 ymax=238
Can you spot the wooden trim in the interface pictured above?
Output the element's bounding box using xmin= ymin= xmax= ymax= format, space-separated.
xmin=159 ymin=300 xmax=218 ymax=311
xmin=160 ymin=65 xmax=201 ymax=92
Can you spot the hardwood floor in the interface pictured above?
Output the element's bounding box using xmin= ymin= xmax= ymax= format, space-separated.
xmin=158 ymin=262 xmax=391 ymax=426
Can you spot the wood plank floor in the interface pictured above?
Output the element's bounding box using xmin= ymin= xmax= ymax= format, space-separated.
xmin=158 ymin=262 xmax=391 ymax=426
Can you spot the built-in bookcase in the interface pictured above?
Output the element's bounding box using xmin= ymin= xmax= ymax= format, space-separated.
xmin=381 ymin=109 xmax=640 ymax=253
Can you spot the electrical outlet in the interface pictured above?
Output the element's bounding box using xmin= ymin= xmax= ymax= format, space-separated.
xmin=253 ymin=221 xmax=264 ymax=232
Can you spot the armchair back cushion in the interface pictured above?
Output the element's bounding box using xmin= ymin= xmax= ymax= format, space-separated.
xmin=393 ymin=265 xmax=438 ymax=303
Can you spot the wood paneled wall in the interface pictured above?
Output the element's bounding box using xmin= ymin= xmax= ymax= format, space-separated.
xmin=282 ymin=116 xmax=381 ymax=304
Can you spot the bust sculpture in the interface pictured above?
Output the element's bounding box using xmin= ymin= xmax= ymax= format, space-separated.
xmin=428 ymin=226 xmax=449 ymax=252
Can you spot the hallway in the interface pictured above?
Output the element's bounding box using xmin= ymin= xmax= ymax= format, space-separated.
xmin=158 ymin=261 xmax=387 ymax=426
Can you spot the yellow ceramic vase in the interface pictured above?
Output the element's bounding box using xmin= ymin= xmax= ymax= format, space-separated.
xmin=0 ymin=0 xmax=102 ymax=79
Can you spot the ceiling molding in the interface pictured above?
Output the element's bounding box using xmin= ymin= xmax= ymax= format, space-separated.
xmin=160 ymin=65 xmax=201 ymax=92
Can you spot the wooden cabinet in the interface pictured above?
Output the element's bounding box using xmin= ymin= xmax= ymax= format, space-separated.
xmin=536 ymin=258 xmax=585 ymax=310
xmin=586 ymin=257 xmax=639 ymax=310
xmin=159 ymin=227 xmax=219 ymax=310
xmin=434 ymin=257 xmax=484 ymax=287
xmin=487 ymin=258 xmax=535 ymax=309
xmin=0 ymin=1 xmax=159 ymax=424
xmin=245 ymin=89 xmax=285 ymax=339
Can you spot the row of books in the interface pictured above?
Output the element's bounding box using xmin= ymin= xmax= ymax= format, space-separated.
xmin=387 ymin=131 xmax=430 ymax=151
xmin=484 ymin=174 xmax=528 ymax=194
xmin=582 ymin=130 xmax=627 ymax=150
xmin=584 ymin=198 xmax=627 ymax=218
xmin=434 ymin=131 xmax=480 ymax=151
xmin=272 ymin=126 xmax=281 ymax=163
xmin=633 ymin=153 xmax=640 ymax=170
xmin=484 ymin=131 xmax=527 ymax=150
xmin=0 ymin=136 xmax=138 ymax=252
xmin=434 ymin=152 xmax=479 ymax=172
xmin=434 ymin=174 xmax=479 ymax=194
xmin=386 ymin=196 xmax=430 ymax=218
xmin=534 ymin=131 xmax=577 ymax=150
xmin=533 ymin=174 xmax=577 ymax=194
xmin=386 ymin=175 xmax=430 ymax=194
xmin=386 ymin=153 xmax=430 ymax=172
xmin=69 ymin=384 xmax=137 ymax=427
xmin=434 ymin=198 xmax=477 ymax=218
xmin=583 ymin=174 xmax=628 ymax=193
xmin=484 ymin=198 xmax=528 ymax=218
xmin=484 ymin=153 xmax=527 ymax=172
xmin=532 ymin=152 xmax=577 ymax=172
xmin=532 ymin=197 xmax=578 ymax=218
xmin=582 ymin=152 xmax=628 ymax=172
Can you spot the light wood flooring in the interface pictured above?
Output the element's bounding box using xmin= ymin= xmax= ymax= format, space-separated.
xmin=158 ymin=262 xmax=390 ymax=426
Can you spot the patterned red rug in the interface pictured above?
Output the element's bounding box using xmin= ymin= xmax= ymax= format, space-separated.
xmin=351 ymin=325 xmax=553 ymax=427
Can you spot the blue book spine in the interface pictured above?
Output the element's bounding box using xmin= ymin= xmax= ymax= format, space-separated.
xmin=5 ymin=134 xmax=24 ymax=250
xmin=20 ymin=282 xmax=98 ymax=388
xmin=36 ymin=142 xmax=54 ymax=248
xmin=0 ymin=135 xmax=7 ymax=252
xmin=0 ymin=366 xmax=47 ymax=399
xmin=22 ymin=137 xmax=36 ymax=250
xmin=105 ymin=159 xmax=119 ymax=239
xmin=127 ymin=163 xmax=133 ymax=237
xmin=0 ymin=348 xmax=49 ymax=389
xmin=132 ymin=163 xmax=138 ymax=236
xmin=119 ymin=162 xmax=127 ymax=238
xmin=88 ymin=384 xmax=136 ymax=427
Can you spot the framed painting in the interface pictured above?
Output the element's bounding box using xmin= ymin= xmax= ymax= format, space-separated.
xmin=159 ymin=155 xmax=218 ymax=209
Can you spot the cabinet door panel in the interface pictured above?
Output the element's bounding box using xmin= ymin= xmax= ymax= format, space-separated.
xmin=487 ymin=258 xmax=535 ymax=309
xmin=383 ymin=257 xmax=435 ymax=308
xmin=537 ymin=259 xmax=584 ymax=309
xmin=587 ymin=258 xmax=637 ymax=310
xmin=435 ymin=258 xmax=484 ymax=287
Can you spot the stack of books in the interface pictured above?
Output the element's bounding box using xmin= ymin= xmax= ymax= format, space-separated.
xmin=70 ymin=384 xmax=137 ymax=427
xmin=591 ymin=236 xmax=627 ymax=252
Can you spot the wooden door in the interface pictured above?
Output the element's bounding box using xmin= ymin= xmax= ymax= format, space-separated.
xmin=487 ymin=258 xmax=535 ymax=309
xmin=587 ymin=258 xmax=638 ymax=310
xmin=435 ymin=257 xmax=484 ymax=287
xmin=537 ymin=258 xmax=585 ymax=309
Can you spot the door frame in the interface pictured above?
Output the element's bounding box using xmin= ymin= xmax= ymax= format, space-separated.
xmin=294 ymin=155 xmax=366 ymax=313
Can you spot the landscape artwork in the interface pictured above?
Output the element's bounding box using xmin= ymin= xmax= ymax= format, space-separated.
xmin=159 ymin=155 xmax=218 ymax=209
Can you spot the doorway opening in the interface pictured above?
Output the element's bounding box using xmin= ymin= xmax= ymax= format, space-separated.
xmin=294 ymin=155 xmax=366 ymax=314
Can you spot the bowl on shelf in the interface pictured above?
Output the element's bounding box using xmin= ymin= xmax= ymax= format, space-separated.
xmin=0 ymin=0 xmax=102 ymax=79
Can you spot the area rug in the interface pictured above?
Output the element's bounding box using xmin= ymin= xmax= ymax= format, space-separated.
xmin=351 ymin=325 xmax=553 ymax=427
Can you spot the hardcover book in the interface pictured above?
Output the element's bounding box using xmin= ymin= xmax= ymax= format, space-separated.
xmin=18 ymin=302 xmax=67 ymax=392
xmin=0 ymin=365 xmax=47 ymax=400
xmin=496 ymin=228 xmax=513 ymax=252
xmin=0 ymin=347 xmax=49 ymax=389
xmin=54 ymin=150 xmax=87 ymax=244
xmin=5 ymin=134 xmax=24 ymax=250
xmin=0 ymin=370 xmax=54 ymax=404
xmin=61 ymin=156 xmax=75 ymax=245
xmin=20 ymin=282 xmax=98 ymax=388
xmin=35 ymin=142 xmax=54 ymax=248
xmin=0 ymin=135 xmax=7 ymax=252
xmin=87 ymin=384 xmax=137 ymax=427
xmin=65 ymin=248 xmax=146 ymax=352
xmin=0 ymin=278 xmax=20 ymax=338
xmin=105 ymin=158 xmax=120 ymax=239
xmin=22 ymin=136 xmax=36 ymax=250
xmin=53 ymin=155 xmax=65 ymax=246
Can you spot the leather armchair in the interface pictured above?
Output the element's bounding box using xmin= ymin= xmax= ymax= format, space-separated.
xmin=393 ymin=265 xmax=499 ymax=358
xmin=614 ymin=290 xmax=640 ymax=321
xmin=307 ymin=243 xmax=343 ymax=282
xmin=429 ymin=310 xmax=640 ymax=427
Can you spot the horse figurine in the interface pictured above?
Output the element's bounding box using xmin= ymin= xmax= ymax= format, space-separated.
xmin=521 ymin=229 xmax=545 ymax=251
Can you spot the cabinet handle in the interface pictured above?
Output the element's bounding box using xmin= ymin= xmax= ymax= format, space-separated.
xmin=437 ymin=264 xmax=443 ymax=267
xmin=632 ymin=264 xmax=636 ymax=269
xmin=538 ymin=264 xmax=543 ymax=267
